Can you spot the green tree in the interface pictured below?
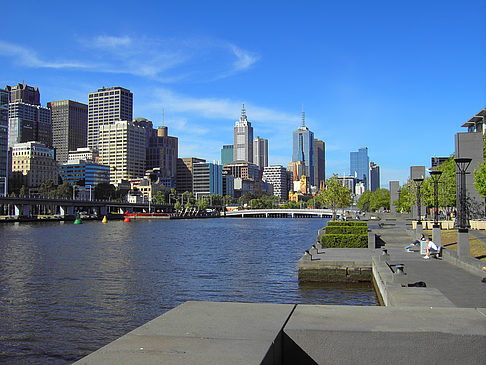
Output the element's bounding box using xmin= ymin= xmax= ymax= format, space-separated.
xmin=223 ymin=195 xmax=235 ymax=205
xmin=196 ymin=197 xmax=209 ymax=210
xmin=56 ymin=182 xmax=73 ymax=199
xmin=394 ymin=182 xmax=412 ymax=212
xmin=357 ymin=190 xmax=372 ymax=212
xmin=181 ymin=191 xmax=195 ymax=205
xmin=280 ymin=200 xmax=299 ymax=209
xmin=19 ymin=185 xmax=26 ymax=197
xmin=369 ymin=188 xmax=390 ymax=211
xmin=474 ymin=162 xmax=486 ymax=198
xmin=317 ymin=174 xmax=353 ymax=220
xmin=94 ymin=182 xmax=116 ymax=200
xmin=174 ymin=200 xmax=182 ymax=211
xmin=39 ymin=180 xmax=56 ymax=198
xmin=152 ymin=190 xmax=167 ymax=204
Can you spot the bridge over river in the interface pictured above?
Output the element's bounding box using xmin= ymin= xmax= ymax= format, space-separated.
xmin=224 ymin=208 xmax=333 ymax=218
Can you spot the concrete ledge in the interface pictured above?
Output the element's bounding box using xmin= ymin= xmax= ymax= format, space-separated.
xmin=74 ymin=301 xmax=295 ymax=365
xmin=442 ymin=247 xmax=486 ymax=277
xmin=284 ymin=305 xmax=486 ymax=365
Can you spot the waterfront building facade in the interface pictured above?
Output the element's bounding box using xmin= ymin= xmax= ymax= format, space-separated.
xmin=253 ymin=136 xmax=268 ymax=169
xmin=176 ymin=157 xmax=206 ymax=193
xmin=0 ymin=89 xmax=8 ymax=195
xmin=369 ymin=161 xmax=380 ymax=192
xmin=87 ymin=87 xmax=133 ymax=150
xmin=221 ymin=145 xmax=234 ymax=165
xmin=233 ymin=105 xmax=253 ymax=163
xmin=350 ymin=147 xmax=369 ymax=190
xmin=59 ymin=161 xmax=110 ymax=187
xmin=48 ymin=100 xmax=88 ymax=164
xmin=98 ymin=120 xmax=147 ymax=185
xmin=292 ymin=113 xmax=314 ymax=184
xmin=263 ymin=165 xmax=288 ymax=201
xmin=192 ymin=162 xmax=223 ymax=197
xmin=146 ymin=125 xmax=178 ymax=189
xmin=10 ymin=141 xmax=57 ymax=190
xmin=313 ymin=138 xmax=325 ymax=187
xmin=222 ymin=173 xmax=235 ymax=198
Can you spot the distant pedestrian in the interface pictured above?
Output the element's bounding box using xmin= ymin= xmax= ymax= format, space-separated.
xmin=424 ymin=238 xmax=438 ymax=259
xmin=405 ymin=234 xmax=425 ymax=251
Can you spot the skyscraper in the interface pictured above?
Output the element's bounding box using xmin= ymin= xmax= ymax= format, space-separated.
xmin=369 ymin=161 xmax=380 ymax=192
xmin=192 ymin=162 xmax=223 ymax=197
xmin=350 ymin=147 xmax=369 ymax=190
xmin=292 ymin=111 xmax=314 ymax=184
xmin=87 ymin=86 xmax=133 ymax=150
xmin=0 ymin=89 xmax=8 ymax=195
xmin=233 ymin=104 xmax=253 ymax=163
xmin=253 ymin=136 xmax=268 ymax=168
xmin=5 ymin=83 xmax=40 ymax=105
xmin=313 ymin=138 xmax=325 ymax=187
xmin=7 ymin=102 xmax=52 ymax=149
xmin=98 ymin=120 xmax=147 ymax=185
xmin=48 ymin=100 xmax=88 ymax=164
xmin=176 ymin=157 xmax=206 ymax=193
xmin=221 ymin=145 xmax=234 ymax=165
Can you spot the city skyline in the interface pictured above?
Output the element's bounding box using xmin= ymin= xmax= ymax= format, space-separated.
xmin=1 ymin=1 xmax=485 ymax=186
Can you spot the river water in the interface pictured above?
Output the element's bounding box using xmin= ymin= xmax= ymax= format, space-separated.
xmin=0 ymin=218 xmax=377 ymax=364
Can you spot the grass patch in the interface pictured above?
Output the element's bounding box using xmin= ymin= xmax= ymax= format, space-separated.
xmin=424 ymin=229 xmax=486 ymax=261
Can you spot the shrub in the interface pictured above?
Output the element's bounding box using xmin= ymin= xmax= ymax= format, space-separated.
xmin=326 ymin=221 xmax=367 ymax=227
xmin=321 ymin=234 xmax=368 ymax=248
xmin=325 ymin=226 xmax=368 ymax=235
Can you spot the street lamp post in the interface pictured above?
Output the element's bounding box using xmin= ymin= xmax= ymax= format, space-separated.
xmin=429 ymin=169 xmax=443 ymax=246
xmin=413 ymin=177 xmax=424 ymax=238
xmin=455 ymin=158 xmax=472 ymax=258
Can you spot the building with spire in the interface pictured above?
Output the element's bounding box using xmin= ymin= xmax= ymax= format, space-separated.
xmin=292 ymin=109 xmax=314 ymax=184
xmin=233 ymin=104 xmax=253 ymax=163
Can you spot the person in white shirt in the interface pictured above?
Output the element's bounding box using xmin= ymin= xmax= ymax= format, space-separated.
xmin=424 ymin=238 xmax=438 ymax=259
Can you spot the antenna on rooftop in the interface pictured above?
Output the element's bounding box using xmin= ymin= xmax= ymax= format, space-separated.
xmin=162 ymin=108 xmax=164 ymax=126
xmin=301 ymin=104 xmax=305 ymax=127
xmin=241 ymin=103 xmax=247 ymax=119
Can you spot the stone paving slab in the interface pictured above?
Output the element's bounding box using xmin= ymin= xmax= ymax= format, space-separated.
xmin=284 ymin=305 xmax=486 ymax=365
xmin=74 ymin=301 xmax=295 ymax=365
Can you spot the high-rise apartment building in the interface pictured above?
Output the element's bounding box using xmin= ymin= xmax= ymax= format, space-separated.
xmin=87 ymin=86 xmax=133 ymax=150
xmin=192 ymin=162 xmax=223 ymax=197
xmin=0 ymin=89 xmax=8 ymax=195
xmin=146 ymin=125 xmax=178 ymax=189
xmin=221 ymin=145 xmax=234 ymax=165
xmin=350 ymin=147 xmax=369 ymax=190
xmin=48 ymin=100 xmax=88 ymax=164
xmin=5 ymin=83 xmax=40 ymax=105
xmin=292 ymin=112 xmax=314 ymax=184
xmin=313 ymin=138 xmax=325 ymax=187
xmin=10 ymin=141 xmax=58 ymax=190
xmin=98 ymin=120 xmax=147 ymax=185
xmin=253 ymin=136 xmax=268 ymax=168
xmin=263 ymin=165 xmax=288 ymax=201
xmin=233 ymin=104 xmax=253 ymax=163
xmin=369 ymin=161 xmax=380 ymax=192
xmin=176 ymin=157 xmax=206 ymax=193
xmin=7 ymin=102 xmax=52 ymax=149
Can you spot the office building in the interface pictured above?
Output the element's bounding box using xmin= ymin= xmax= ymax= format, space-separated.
xmin=146 ymin=124 xmax=178 ymax=189
xmin=10 ymin=141 xmax=57 ymax=190
xmin=176 ymin=157 xmax=206 ymax=193
xmin=221 ymin=145 xmax=234 ymax=165
xmin=223 ymin=161 xmax=261 ymax=181
xmin=350 ymin=147 xmax=369 ymax=190
xmin=313 ymin=138 xmax=325 ymax=187
xmin=431 ymin=157 xmax=450 ymax=168
xmin=192 ymin=162 xmax=223 ymax=197
xmin=87 ymin=86 xmax=133 ymax=150
xmin=337 ymin=175 xmax=356 ymax=195
xmin=0 ymin=89 xmax=8 ymax=195
xmin=5 ymin=83 xmax=40 ymax=105
xmin=233 ymin=104 xmax=253 ymax=162
xmin=68 ymin=147 xmax=99 ymax=163
xmin=48 ymin=100 xmax=88 ymax=164
xmin=98 ymin=120 xmax=147 ymax=185
xmin=456 ymin=107 xmax=486 ymax=217
xmin=253 ymin=136 xmax=268 ymax=168
xmin=263 ymin=165 xmax=288 ymax=201
xmin=369 ymin=161 xmax=380 ymax=192
xmin=287 ymin=161 xmax=306 ymax=181
xmin=59 ymin=161 xmax=110 ymax=187
xmin=222 ymin=174 xmax=235 ymax=198
xmin=292 ymin=111 xmax=314 ymax=184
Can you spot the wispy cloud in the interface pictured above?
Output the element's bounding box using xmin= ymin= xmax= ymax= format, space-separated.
xmin=92 ymin=35 xmax=132 ymax=48
xmin=0 ymin=40 xmax=92 ymax=69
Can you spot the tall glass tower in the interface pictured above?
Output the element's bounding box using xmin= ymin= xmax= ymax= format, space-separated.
xmin=292 ymin=110 xmax=314 ymax=183
xmin=350 ymin=147 xmax=369 ymax=190
xmin=0 ymin=89 xmax=8 ymax=195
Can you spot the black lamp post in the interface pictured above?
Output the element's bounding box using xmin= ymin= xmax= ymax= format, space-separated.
xmin=429 ymin=170 xmax=443 ymax=227
xmin=413 ymin=177 xmax=424 ymax=223
xmin=455 ymin=157 xmax=472 ymax=258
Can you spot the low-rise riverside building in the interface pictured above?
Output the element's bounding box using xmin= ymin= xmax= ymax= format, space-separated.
xmin=59 ymin=160 xmax=110 ymax=187
xmin=192 ymin=162 xmax=223 ymax=198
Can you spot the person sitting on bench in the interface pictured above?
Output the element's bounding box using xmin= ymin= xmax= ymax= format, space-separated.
xmin=424 ymin=238 xmax=439 ymax=259
xmin=405 ymin=234 xmax=425 ymax=251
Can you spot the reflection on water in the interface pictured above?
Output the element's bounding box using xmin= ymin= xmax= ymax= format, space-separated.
xmin=0 ymin=218 xmax=377 ymax=363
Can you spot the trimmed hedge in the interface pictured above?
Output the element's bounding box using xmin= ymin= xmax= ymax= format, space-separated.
xmin=325 ymin=226 xmax=368 ymax=235
xmin=326 ymin=221 xmax=367 ymax=227
xmin=321 ymin=234 xmax=368 ymax=248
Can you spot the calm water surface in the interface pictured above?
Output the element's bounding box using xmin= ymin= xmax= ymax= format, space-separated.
xmin=0 ymin=218 xmax=377 ymax=364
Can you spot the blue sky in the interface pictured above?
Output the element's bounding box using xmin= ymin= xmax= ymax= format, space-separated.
xmin=1 ymin=0 xmax=485 ymax=187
